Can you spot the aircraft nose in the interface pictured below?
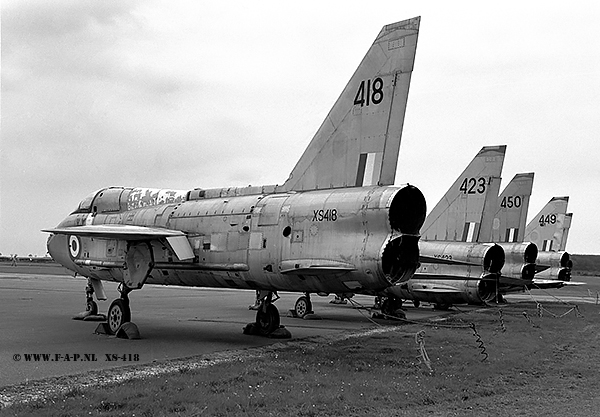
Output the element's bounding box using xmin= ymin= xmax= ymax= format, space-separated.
xmin=46 ymin=234 xmax=58 ymax=259
xmin=46 ymin=233 xmax=74 ymax=269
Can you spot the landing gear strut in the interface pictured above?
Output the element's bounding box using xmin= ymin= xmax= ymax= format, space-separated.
xmin=243 ymin=291 xmax=290 ymax=338
xmin=73 ymin=279 xmax=104 ymax=320
xmin=85 ymin=280 xmax=98 ymax=315
xmin=107 ymin=284 xmax=132 ymax=335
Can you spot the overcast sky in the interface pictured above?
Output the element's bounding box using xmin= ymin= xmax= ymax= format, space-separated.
xmin=2 ymin=1 xmax=600 ymax=257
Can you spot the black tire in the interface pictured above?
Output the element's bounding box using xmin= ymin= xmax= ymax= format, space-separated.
xmin=382 ymin=297 xmax=403 ymax=316
xmin=86 ymin=300 xmax=98 ymax=315
xmin=294 ymin=296 xmax=312 ymax=318
xmin=107 ymin=299 xmax=131 ymax=335
xmin=255 ymin=304 xmax=280 ymax=334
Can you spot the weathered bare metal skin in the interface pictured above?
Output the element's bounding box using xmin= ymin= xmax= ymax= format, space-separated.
xmin=384 ymin=241 xmax=505 ymax=305
xmin=47 ymin=184 xmax=426 ymax=294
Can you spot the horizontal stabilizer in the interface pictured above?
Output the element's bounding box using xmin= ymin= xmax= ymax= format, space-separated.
xmin=497 ymin=276 xmax=531 ymax=286
xmin=419 ymin=255 xmax=480 ymax=267
xmin=414 ymin=273 xmax=481 ymax=281
xmin=534 ymin=264 xmax=552 ymax=274
xmin=530 ymin=279 xmax=585 ymax=289
xmin=279 ymin=259 xmax=356 ymax=275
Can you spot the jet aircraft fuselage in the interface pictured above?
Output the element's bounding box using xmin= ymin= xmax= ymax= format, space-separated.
xmin=47 ymin=185 xmax=425 ymax=295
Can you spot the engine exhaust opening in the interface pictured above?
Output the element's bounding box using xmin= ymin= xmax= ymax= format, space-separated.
xmin=483 ymin=244 xmax=505 ymax=274
xmin=521 ymin=263 xmax=537 ymax=280
xmin=477 ymin=279 xmax=497 ymax=303
xmin=558 ymin=268 xmax=572 ymax=282
xmin=389 ymin=185 xmax=427 ymax=235
xmin=381 ymin=234 xmax=420 ymax=284
xmin=523 ymin=242 xmax=538 ymax=264
xmin=560 ymin=252 xmax=571 ymax=268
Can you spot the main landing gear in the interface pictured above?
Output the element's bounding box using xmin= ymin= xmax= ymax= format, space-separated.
xmin=243 ymin=291 xmax=290 ymax=338
xmin=373 ymin=295 xmax=406 ymax=320
xmin=106 ymin=284 xmax=132 ymax=335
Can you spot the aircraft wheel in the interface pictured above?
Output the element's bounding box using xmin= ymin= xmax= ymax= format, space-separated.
xmin=294 ymin=296 xmax=312 ymax=318
xmin=434 ymin=303 xmax=451 ymax=311
xmin=413 ymin=300 xmax=420 ymax=308
xmin=256 ymin=304 xmax=280 ymax=334
xmin=86 ymin=300 xmax=98 ymax=315
xmin=382 ymin=297 xmax=403 ymax=316
xmin=108 ymin=299 xmax=131 ymax=335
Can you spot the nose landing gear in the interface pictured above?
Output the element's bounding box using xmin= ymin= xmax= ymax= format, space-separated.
xmin=73 ymin=279 xmax=105 ymax=321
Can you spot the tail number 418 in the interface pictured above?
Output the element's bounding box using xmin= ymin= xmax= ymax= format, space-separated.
xmin=354 ymin=78 xmax=384 ymax=107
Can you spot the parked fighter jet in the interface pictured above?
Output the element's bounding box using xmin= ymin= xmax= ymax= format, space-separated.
xmin=379 ymin=146 xmax=508 ymax=312
xmin=524 ymin=197 xmax=573 ymax=281
xmin=382 ymin=160 xmax=578 ymax=312
xmin=43 ymin=17 xmax=427 ymax=336
xmin=524 ymin=197 xmax=570 ymax=252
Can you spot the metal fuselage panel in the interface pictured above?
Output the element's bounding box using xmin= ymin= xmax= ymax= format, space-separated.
xmin=47 ymin=186 xmax=425 ymax=294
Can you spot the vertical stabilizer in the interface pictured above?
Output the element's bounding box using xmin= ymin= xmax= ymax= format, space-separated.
xmin=491 ymin=173 xmax=534 ymax=243
xmin=559 ymin=213 xmax=573 ymax=251
xmin=420 ymin=145 xmax=506 ymax=242
xmin=279 ymin=17 xmax=420 ymax=192
xmin=524 ymin=196 xmax=569 ymax=251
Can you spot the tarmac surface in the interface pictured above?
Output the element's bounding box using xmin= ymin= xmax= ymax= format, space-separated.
xmin=1 ymin=263 xmax=597 ymax=389
xmin=0 ymin=269 xmax=447 ymax=388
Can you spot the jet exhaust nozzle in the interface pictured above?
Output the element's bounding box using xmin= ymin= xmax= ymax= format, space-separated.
xmin=382 ymin=234 xmax=421 ymax=285
xmin=483 ymin=244 xmax=505 ymax=274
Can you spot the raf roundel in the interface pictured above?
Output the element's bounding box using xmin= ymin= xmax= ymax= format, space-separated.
xmin=69 ymin=235 xmax=81 ymax=258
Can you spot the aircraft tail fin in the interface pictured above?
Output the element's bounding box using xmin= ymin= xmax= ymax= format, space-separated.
xmin=559 ymin=213 xmax=573 ymax=251
xmin=420 ymin=145 xmax=506 ymax=242
xmin=491 ymin=173 xmax=534 ymax=243
xmin=279 ymin=17 xmax=421 ymax=192
xmin=523 ymin=196 xmax=569 ymax=251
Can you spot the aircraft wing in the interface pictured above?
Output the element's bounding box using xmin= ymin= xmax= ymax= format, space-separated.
xmin=43 ymin=225 xmax=194 ymax=261
xmin=42 ymin=225 xmax=187 ymax=240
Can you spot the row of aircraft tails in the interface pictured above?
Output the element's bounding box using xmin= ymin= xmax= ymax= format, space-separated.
xmin=382 ymin=145 xmax=577 ymax=314
xmin=43 ymin=16 xmax=579 ymax=338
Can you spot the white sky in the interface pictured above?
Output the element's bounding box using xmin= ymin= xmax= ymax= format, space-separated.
xmin=2 ymin=1 xmax=600 ymax=256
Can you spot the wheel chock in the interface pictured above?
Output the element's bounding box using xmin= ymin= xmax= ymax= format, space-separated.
xmin=302 ymin=313 xmax=322 ymax=320
xmin=72 ymin=311 xmax=94 ymax=320
xmin=116 ymin=322 xmax=141 ymax=339
xmin=242 ymin=323 xmax=292 ymax=339
xmin=242 ymin=322 xmax=261 ymax=335
xmin=82 ymin=314 xmax=107 ymax=322
xmin=94 ymin=322 xmax=112 ymax=335
xmin=267 ymin=326 xmax=292 ymax=339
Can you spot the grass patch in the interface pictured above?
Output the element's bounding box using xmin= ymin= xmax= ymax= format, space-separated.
xmin=4 ymin=302 xmax=600 ymax=416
